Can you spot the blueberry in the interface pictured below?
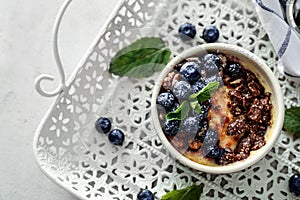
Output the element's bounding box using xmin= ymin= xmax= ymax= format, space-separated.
xmin=108 ymin=129 xmax=125 ymax=145
xmin=206 ymin=146 xmax=224 ymax=159
xmin=173 ymin=81 xmax=191 ymax=99
xmin=225 ymin=63 xmax=242 ymax=78
xmin=201 ymin=129 xmax=219 ymax=155
xmin=195 ymin=103 xmax=210 ymax=124
xmin=191 ymin=81 xmax=206 ymax=93
xmin=201 ymin=102 xmax=210 ymax=113
xmin=157 ymin=92 xmax=175 ymax=111
xmin=202 ymin=53 xmax=221 ymax=66
xmin=192 ymin=103 xmax=210 ymax=132
xmin=202 ymin=25 xmax=219 ymax=43
xmin=178 ymin=22 xmax=197 ymax=40
xmin=180 ymin=62 xmax=201 ymax=83
xmin=169 ymin=102 xmax=179 ymax=112
xmin=204 ymin=129 xmax=219 ymax=145
xmin=201 ymin=53 xmax=222 ymax=75
xmin=205 ymin=75 xmax=223 ymax=84
xmin=182 ymin=116 xmax=201 ymax=134
xmin=289 ymin=174 xmax=300 ymax=196
xmin=163 ymin=120 xmax=180 ymax=136
xmin=137 ymin=189 xmax=154 ymax=200
xmin=95 ymin=117 xmax=111 ymax=134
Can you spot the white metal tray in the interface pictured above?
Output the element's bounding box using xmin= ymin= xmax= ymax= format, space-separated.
xmin=34 ymin=0 xmax=300 ymax=199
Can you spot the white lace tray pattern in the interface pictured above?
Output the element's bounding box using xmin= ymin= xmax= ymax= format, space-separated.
xmin=33 ymin=0 xmax=300 ymax=199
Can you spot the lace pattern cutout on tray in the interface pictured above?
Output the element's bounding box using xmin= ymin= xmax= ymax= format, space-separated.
xmin=34 ymin=0 xmax=300 ymax=199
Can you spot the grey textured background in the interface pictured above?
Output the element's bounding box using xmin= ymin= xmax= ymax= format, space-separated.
xmin=0 ymin=0 xmax=118 ymax=199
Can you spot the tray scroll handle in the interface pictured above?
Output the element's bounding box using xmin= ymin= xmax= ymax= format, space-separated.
xmin=34 ymin=0 xmax=73 ymax=97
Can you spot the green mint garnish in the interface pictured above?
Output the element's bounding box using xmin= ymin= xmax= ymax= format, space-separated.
xmin=166 ymin=100 xmax=190 ymax=121
xmin=284 ymin=106 xmax=300 ymax=136
xmin=189 ymin=100 xmax=202 ymax=114
xmin=109 ymin=37 xmax=171 ymax=78
xmin=189 ymin=81 xmax=220 ymax=103
xmin=161 ymin=184 xmax=202 ymax=200
xmin=166 ymin=81 xmax=219 ymax=121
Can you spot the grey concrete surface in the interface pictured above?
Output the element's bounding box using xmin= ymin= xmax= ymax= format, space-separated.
xmin=0 ymin=0 xmax=118 ymax=199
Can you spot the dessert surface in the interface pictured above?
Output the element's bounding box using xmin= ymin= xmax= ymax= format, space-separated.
xmin=156 ymin=53 xmax=273 ymax=166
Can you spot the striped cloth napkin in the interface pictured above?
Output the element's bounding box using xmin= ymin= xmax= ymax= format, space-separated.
xmin=253 ymin=0 xmax=300 ymax=83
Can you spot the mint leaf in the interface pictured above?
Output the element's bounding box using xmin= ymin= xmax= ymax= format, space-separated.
xmin=189 ymin=81 xmax=220 ymax=103
xmin=190 ymin=100 xmax=202 ymax=114
xmin=161 ymin=185 xmax=202 ymax=200
xmin=109 ymin=37 xmax=171 ymax=78
xmin=113 ymin=37 xmax=166 ymax=58
xmin=166 ymin=82 xmax=219 ymax=121
xmin=166 ymin=101 xmax=190 ymax=121
xmin=284 ymin=106 xmax=300 ymax=136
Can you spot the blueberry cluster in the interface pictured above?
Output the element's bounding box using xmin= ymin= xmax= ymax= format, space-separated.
xmin=178 ymin=22 xmax=219 ymax=43
xmin=157 ymin=53 xmax=225 ymax=163
xmin=158 ymin=57 xmax=219 ymax=136
xmin=95 ymin=117 xmax=124 ymax=145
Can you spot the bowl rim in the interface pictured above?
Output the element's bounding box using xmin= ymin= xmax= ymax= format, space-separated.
xmin=151 ymin=43 xmax=284 ymax=174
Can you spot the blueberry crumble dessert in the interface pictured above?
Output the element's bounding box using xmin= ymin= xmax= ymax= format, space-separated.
xmin=156 ymin=53 xmax=273 ymax=166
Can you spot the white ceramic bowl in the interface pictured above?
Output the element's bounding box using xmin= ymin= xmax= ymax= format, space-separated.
xmin=151 ymin=43 xmax=284 ymax=174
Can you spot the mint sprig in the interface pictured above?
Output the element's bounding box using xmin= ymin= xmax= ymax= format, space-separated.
xmin=189 ymin=100 xmax=202 ymax=114
xmin=161 ymin=184 xmax=202 ymax=200
xmin=109 ymin=37 xmax=171 ymax=78
xmin=284 ymin=106 xmax=300 ymax=136
xmin=166 ymin=81 xmax=219 ymax=121
xmin=166 ymin=100 xmax=190 ymax=121
xmin=189 ymin=81 xmax=220 ymax=102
